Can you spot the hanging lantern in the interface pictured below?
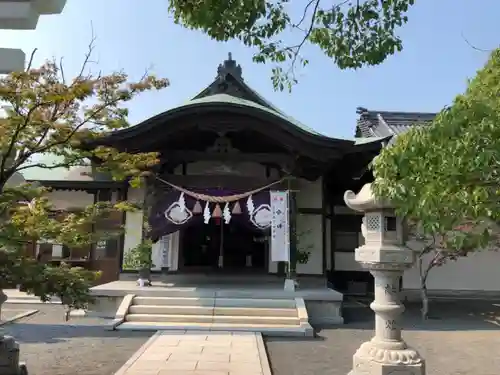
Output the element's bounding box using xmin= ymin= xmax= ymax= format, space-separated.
xmin=212 ymin=203 xmax=222 ymax=218
xmin=232 ymin=201 xmax=242 ymax=214
xmin=192 ymin=200 xmax=203 ymax=214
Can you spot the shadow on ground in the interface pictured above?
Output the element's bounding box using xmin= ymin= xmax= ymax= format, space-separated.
xmin=265 ymin=298 xmax=500 ymax=375
xmin=267 ymin=298 xmax=500 ymax=345
xmin=3 ymin=322 xmax=152 ymax=344
xmin=341 ymin=298 xmax=500 ymax=331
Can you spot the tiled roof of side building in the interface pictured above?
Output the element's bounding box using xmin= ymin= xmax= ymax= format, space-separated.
xmin=355 ymin=107 xmax=437 ymax=138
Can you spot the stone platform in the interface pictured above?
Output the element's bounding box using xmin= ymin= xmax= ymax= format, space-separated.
xmin=114 ymin=330 xmax=271 ymax=375
xmin=88 ymin=278 xmax=344 ymax=327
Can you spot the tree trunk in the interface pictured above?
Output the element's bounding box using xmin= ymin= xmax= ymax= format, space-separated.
xmin=418 ymin=257 xmax=431 ymax=320
xmin=0 ymin=288 xmax=7 ymax=317
xmin=420 ymin=280 xmax=429 ymax=320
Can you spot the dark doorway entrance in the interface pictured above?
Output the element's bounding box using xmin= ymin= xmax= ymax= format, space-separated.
xmin=181 ymin=220 xmax=267 ymax=272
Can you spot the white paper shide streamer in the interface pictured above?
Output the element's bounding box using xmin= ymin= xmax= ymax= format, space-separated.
xmin=178 ymin=192 xmax=186 ymax=212
xmin=246 ymin=195 xmax=255 ymax=215
xmin=203 ymin=201 xmax=211 ymax=224
xmin=223 ymin=203 xmax=231 ymax=224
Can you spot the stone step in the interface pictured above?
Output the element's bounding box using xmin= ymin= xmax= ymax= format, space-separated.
xmin=214 ymin=315 xmax=300 ymax=325
xmin=132 ymin=296 xmax=214 ymax=306
xmin=215 ymin=298 xmax=296 ymax=309
xmin=214 ymin=306 xmax=297 ymax=317
xmin=126 ymin=313 xmax=213 ymax=323
xmin=128 ymin=304 xmax=298 ymax=317
xmin=131 ymin=296 xmax=296 ymax=309
xmin=129 ymin=305 xmax=213 ymax=315
xmin=125 ymin=313 xmax=300 ymax=326
xmin=116 ymin=321 xmax=313 ymax=337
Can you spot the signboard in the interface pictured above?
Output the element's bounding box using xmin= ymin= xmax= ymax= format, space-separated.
xmin=270 ymin=190 xmax=290 ymax=262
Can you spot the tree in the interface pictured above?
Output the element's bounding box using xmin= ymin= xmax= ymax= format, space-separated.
xmin=168 ymin=0 xmax=415 ymax=90
xmin=371 ymin=48 xmax=500 ymax=319
xmin=0 ymin=43 xmax=168 ymax=331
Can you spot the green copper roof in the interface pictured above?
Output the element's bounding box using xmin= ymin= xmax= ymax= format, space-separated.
xmin=182 ymin=93 xmax=324 ymax=137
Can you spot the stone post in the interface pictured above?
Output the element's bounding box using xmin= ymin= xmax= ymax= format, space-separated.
xmin=344 ymin=183 xmax=425 ymax=375
xmin=0 ymin=335 xmax=28 ymax=375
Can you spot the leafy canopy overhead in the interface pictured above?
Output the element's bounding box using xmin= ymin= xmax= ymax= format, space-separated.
xmin=0 ymin=44 xmax=169 ymax=310
xmin=169 ymin=0 xmax=415 ymax=90
xmin=372 ymin=48 xmax=500 ymax=251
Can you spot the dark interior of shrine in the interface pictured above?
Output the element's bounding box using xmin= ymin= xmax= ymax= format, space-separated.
xmin=180 ymin=219 xmax=267 ymax=272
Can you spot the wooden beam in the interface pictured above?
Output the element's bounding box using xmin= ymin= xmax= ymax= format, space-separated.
xmin=297 ymin=207 xmax=324 ymax=215
xmin=161 ymin=150 xmax=295 ymax=165
xmin=156 ymin=174 xmax=300 ymax=191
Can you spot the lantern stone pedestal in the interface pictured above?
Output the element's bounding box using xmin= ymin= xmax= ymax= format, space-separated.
xmin=0 ymin=336 xmax=28 ymax=375
xmin=344 ymin=184 xmax=425 ymax=375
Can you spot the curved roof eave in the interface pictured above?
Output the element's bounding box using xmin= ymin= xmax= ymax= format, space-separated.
xmin=93 ymin=94 xmax=354 ymax=150
xmin=347 ymin=135 xmax=392 ymax=154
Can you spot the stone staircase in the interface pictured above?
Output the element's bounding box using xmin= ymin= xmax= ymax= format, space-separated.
xmin=115 ymin=294 xmax=314 ymax=337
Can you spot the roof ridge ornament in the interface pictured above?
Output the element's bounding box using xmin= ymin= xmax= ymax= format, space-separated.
xmin=217 ymin=52 xmax=243 ymax=82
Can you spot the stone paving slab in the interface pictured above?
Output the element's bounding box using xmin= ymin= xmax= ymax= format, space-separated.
xmin=114 ymin=330 xmax=271 ymax=375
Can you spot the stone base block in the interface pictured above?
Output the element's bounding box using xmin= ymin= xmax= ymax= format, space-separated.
xmin=86 ymin=296 xmax=123 ymax=318
xmin=305 ymin=300 xmax=344 ymax=325
xmin=0 ymin=336 xmax=28 ymax=375
xmin=349 ymin=341 xmax=425 ymax=375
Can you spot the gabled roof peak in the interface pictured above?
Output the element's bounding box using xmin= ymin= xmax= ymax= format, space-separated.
xmin=217 ymin=52 xmax=243 ymax=81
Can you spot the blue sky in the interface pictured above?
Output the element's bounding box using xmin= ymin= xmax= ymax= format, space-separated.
xmin=1 ymin=0 xmax=497 ymax=142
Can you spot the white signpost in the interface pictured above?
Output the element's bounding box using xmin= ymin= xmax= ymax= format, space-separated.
xmin=270 ymin=190 xmax=290 ymax=263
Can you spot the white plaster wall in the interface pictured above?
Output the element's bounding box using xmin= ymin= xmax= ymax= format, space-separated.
xmin=403 ymin=250 xmax=500 ymax=291
xmin=331 ymin=205 xmax=366 ymax=272
xmin=296 ymin=178 xmax=322 ymax=209
xmin=331 ymin=203 xmax=500 ymax=292
xmin=333 ymin=230 xmax=365 ymax=271
xmin=325 ymin=217 xmax=331 ymax=270
xmin=122 ymin=187 xmax=144 ymax=269
xmin=46 ymin=190 xmax=94 ymax=210
xmin=268 ymin=246 xmax=278 ymax=273
xmin=335 ymin=252 xmax=364 ymax=271
xmin=296 ymin=214 xmax=323 ymax=274
xmin=169 ymin=231 xmax=180 ymax=271
xmin=151 ymin=241 xmax=163 ymax=271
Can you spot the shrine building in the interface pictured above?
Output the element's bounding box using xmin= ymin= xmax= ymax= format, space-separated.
xmin=27 ymin=54 xmax=500 ymax=300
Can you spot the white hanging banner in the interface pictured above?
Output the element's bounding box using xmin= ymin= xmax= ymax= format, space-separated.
xmin=270 ymin=190 xmax=290 ymax=262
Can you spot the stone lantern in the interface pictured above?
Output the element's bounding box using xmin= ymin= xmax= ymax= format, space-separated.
xmin=1 ymin=172 xmax=29 ymax=375
xmin=344 ymin=183 xmax=425 ymax=375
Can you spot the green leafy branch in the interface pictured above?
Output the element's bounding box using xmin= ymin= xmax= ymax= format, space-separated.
xmin=168 ymin=0 xmax=415 ymax=91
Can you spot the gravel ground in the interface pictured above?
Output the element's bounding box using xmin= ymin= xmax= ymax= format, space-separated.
xmin=1 ymin=303 xmax=153 ymax=375
xmin=3 ymin=300 xmax=499 ymax=375
xmin=265 ymin=299 xmax=500 ymax=375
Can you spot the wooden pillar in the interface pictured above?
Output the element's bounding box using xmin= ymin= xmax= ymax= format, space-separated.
xmin=92 ymin=188 xmax=121 ymax=284
xmin=288 ymin=191 xmax=298 ymax=278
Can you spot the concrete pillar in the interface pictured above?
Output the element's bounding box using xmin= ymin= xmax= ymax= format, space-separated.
xmin=344 ymin=183 xmax=425 ymax=375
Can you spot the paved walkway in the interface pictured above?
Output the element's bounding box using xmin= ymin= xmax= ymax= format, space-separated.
xmin=114 ymin=330 xmax=271 ymax=375
xmin=3 ymin=289 xmax=61 ymax=304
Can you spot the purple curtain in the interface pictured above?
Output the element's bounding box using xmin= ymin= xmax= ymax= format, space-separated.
xmin=149 ymin=188 xmax=270 ymax=241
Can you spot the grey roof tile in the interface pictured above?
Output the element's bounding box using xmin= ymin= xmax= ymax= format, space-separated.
xmin=355 ymin=107 xmax=436 ymax=138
